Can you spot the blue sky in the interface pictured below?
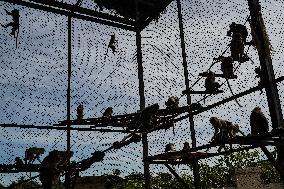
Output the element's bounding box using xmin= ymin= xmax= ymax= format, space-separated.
xmin=0 ymin=0 xmax=284 ymax=185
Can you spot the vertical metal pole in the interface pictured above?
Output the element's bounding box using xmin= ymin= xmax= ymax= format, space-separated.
xmin=136 ymin=31 xmax=150 ymax=189
xmin=176 ymin=0 xmax=201 ymax=188
xmin=66 ymin=15 xmax=72 ymax=189
xmin=135 ymin=1 xmax=150 ymax=189
xmin=247 ymin=0 xmax=284 ymax=183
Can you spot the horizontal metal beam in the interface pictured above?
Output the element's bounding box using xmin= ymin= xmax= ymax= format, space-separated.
xmin=0 ymin=124 xmax=129 ymax=132
xmin=148 ymin=146 xmax=258 ymax=165
xmin=0 ymin=0 xmax=136 ymax=31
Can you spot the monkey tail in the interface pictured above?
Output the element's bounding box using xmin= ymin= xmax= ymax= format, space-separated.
xmin=226 ymin=79 xmax=242 ymax=107
xmin=15 ymin=26 xmax=19 ymax=48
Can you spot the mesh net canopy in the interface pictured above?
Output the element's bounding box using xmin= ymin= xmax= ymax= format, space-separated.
xmin=0 ymin=0 xmax=283 ymax=188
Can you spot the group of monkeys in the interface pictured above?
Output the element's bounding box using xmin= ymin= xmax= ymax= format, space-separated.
xmin=210 ymin=106 xmax=269 ymax=143
xmin=163 ymin=106 xmax=269 ymax=154
xmin=76 ymin=105 xmax=113 ymax=120
xmin=14 ymin=148 xmax=75 ymax=189
xmin=204 ymin=22 xmax=254 ymax=94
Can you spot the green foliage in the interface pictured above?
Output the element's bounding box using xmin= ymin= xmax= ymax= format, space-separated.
xmin=111 ymin=150 xmax=281 ymax=189
xmin=7 ymin=176 xmax=40 ymax=189
xmin=113 ymin=172 xmax=194 ymax=189
xmin=258 ymin=160 xmax=281 ymax=184
xmin=200 ymin=150 xmax=260 ymax=188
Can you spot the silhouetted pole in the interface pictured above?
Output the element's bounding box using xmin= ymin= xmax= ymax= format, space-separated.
xmin=247 ymin=0 xmax=284 ymax=183
xmin=136 ymin=31 xmax=150 ymax=189
xmin=135 ymin=1 xmax=150 ymax=188
xmin=177 ymin=0 xmax=201 ymax=188
xmin=66 ymin=14 xmax=72 ymax=189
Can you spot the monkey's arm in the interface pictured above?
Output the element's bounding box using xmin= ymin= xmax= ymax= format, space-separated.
xmin=212 ymin=126 xmax=219 ymax=141
xmin=4 ymin=9 xmax=11 ymax=15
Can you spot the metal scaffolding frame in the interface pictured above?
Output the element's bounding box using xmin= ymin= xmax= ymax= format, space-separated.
xmin=0 ymin=0 xmax=283 ymax=188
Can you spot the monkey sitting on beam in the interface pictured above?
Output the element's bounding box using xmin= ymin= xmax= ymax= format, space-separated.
xmin=250 ymin=107 xmax=269 ymax=136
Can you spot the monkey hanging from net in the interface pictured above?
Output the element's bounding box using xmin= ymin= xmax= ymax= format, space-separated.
xmin=2 ymin=9 xmax=20 ymax=48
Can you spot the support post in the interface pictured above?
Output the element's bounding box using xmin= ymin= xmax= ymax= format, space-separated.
xmin=66 ymin=15 xmax=72 ymax=189
xmin=136 ymin=32 xmax=150 ymax=189
xmin=176 ymin=0 xmax=201 ymax=188
xmin=247 ymin=0 xmax=284 ymax=183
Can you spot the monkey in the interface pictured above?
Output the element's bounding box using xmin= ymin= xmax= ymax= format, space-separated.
xmin=227 ymin=22 xmax=248 ymax=43
xmin=209 ymin=117 xmax=241 ymax=152
xmin=141 ymin=103 xmax=159 ymax=130
xmin=24 ymin=147 xmax=45 ymax=164
xmin=214 ymin=56 xmax=242 ymax=107
xmin=165 ymin=143 xmax=176 ymax=153
xmin=39 ymin=150 xmax=62 ymax=189
xmin=76 ymin=104 xmax=84 ymax=120
xmin=220 ymin=56 xmax=234 ymax=78
xmin=165 ymin=96 xmax=179 ymax=109
xmin=255 ymin=67 xmax=264 ymax=86
xmin=108 ymin=34 xmax=116 ymax=53
xmin=181 ymin=142 xmax=191 ymax=161
xmin=230 ymin=33 xmax=245 ymax=62
xmin=15 ymin=157 xmax=24 ymax=167
xmin=103 ymin=107 xmax=113 ymax=118
xmin=39 ymin=150 xmax=73 ymax=189
xmin=250 ymin=107 xmax=269 ymax=136
xmin=209 ymin=117 xmax=240 ymax=142
xmin=255 ymin=67 xmax=265 ymax=94
xmin=182 ymin=142 xmax=190 ymax=151
xmin=2 ymin=9 xmax=20 ymax=37
xmin=205 ymin=71 xmax=221 ymax=93
xmin=190 ymin=103 xmax=203 ymax=111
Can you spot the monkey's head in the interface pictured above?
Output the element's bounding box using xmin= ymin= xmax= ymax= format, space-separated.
xmin=208 ymin=71 xmax=214 ymax=77
xmin=165 ymin=143 xmax=176 ymax=152
xmin=143 ymin=103 xmax=159 ymax=114
xmin=209 ymin=117 xmax=219 ymax=126
xmin=233 ymin=33 xmax=243 ymax=40
xmin=183 ymin=142 xmax=190 ymax=147
xmin=165 ymin=96 xmax=179 ymax=108
xmin=252 ymin=106 xmax=262 ymax=113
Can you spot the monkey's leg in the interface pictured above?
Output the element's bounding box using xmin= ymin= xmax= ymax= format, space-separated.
xmin=10 ymin=23 xmax=19 ymax=36
xmin=109 ymin=45 xmax=115 ymax=53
